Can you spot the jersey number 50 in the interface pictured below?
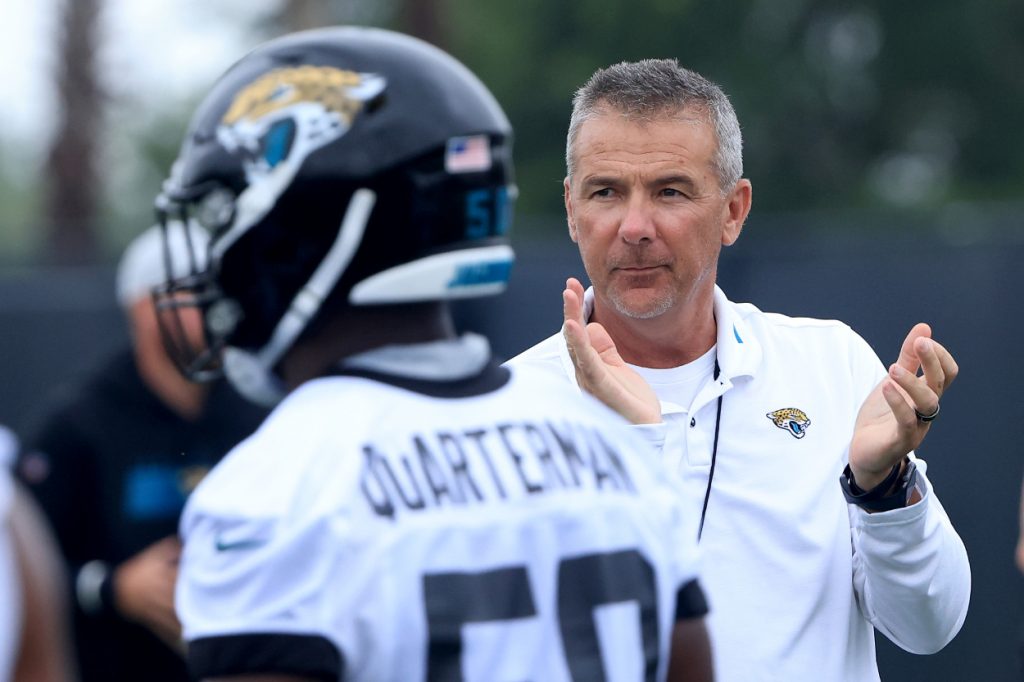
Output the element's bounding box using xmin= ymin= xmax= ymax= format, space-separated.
xmin=423 ymin=548 xmax=659 ymax=682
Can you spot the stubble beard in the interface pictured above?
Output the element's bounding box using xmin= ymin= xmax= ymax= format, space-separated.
xmin=607 ymin=284 xmax=676 ymax=320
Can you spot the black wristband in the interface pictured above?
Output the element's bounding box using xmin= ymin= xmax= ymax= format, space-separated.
xmin=840 ymin=459 xmax=919 ymax=512
xmin=75 ymin=560 xmax=114 ymax=616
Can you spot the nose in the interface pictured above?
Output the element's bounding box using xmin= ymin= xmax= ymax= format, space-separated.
xmin=618 ymin=195 xmax=656 ymax=244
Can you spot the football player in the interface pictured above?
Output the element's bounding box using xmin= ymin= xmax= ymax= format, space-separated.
xmin=158 ymin=27 xmax=713 ymax=682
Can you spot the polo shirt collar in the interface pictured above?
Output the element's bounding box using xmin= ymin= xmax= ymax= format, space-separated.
xmin=712 ymin=284 xmax=762 ymax=382
xmin=575 ymin=284 xmax=763 ymax=382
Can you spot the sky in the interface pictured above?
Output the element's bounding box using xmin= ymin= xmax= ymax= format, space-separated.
xmin=0 ymin=0 xmax=279 ymax=163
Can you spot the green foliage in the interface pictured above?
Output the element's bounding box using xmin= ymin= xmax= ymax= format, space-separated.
xmin=0 ymin=164 xmax=42 ymax=264
xmin=101 ymin=98 xmax=200 ymax=257
xmin=444 ymin=0 xmax=1024 ymax=224
xmin=8 ymin=0 xmax=1022 ymax=265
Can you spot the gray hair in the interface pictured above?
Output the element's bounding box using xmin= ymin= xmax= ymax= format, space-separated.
xmin=566 ymin=59 xmax=743 ymax=193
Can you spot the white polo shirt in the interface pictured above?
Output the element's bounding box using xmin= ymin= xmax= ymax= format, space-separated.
xmin=508 ymin=286 xmax=971 ymax=682
xmin=176 ymin=335 xmax=707 ymax=681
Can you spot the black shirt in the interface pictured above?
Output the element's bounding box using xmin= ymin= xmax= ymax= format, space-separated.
xmin=18 ymin=348 xmax=267 ymax=682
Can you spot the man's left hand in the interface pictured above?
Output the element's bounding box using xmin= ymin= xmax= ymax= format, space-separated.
xmin=849 ymin=323 xmax=958 ymax=491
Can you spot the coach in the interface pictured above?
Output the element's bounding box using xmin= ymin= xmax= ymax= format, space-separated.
xmin=508 ymin=58 xmax=970 ymax=681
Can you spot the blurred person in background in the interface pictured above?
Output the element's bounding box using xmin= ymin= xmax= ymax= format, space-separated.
xmin=16 ymin=224 xmax=266 ymax=682
xmin=1 ymin=424 xmax=77 ymax=682
xmin=161 ymin=27 xmax=712 ymax=682
xmin=508 ymin=58 xmax=970 ymax=681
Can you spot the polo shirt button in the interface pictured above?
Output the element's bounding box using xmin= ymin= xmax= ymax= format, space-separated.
xmin=690 ymin=418 xmax=696 ymax=427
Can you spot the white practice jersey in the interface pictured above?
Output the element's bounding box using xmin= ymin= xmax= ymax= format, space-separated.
xmin=177 ymin=351 xmax=705 ymax=682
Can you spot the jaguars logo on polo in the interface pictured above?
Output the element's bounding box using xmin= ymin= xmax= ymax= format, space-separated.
xmin=766 ymin=407 xmax=812 ymax=439
xmin=217 ymin=65 xmax=386 ymax=184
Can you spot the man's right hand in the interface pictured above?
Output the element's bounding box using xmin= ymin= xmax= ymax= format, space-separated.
xmin=562 ymin=277 xmax=662 ymax=424
xmin=113 ymin=535 xmax=185 ymax=654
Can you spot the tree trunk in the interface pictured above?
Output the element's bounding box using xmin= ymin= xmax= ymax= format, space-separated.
xmin=399 ymin=0 xmax=448 ymax=49
xmin=277 ymin=0 xmax=334 ymax=32
xmin=44 ymin=0 xmax=104 ymax=266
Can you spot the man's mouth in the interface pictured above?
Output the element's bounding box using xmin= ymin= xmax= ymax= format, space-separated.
xmin=614 ymin=264 xmax=666 ymax=272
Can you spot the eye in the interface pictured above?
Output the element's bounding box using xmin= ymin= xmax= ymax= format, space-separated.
xmin=592 ymin=188 xmax=614 ymax=198
xmin=661 ymin=187 xmax=686 ymax=198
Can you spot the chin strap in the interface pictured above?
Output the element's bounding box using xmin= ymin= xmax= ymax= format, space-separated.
xmin=224 ymin=188 xmax=377 ymax=406
xmin=222 ymin=347 xmax=288 ymax=407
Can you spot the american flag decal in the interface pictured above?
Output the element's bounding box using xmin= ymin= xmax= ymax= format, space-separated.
xmin=445 ymin=135 xmax=492 ymax=173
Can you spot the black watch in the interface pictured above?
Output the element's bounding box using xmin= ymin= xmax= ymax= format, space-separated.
xmin=839 ymin=458 xmax=919 ymax=512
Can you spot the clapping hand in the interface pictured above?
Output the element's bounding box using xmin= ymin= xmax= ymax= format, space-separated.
xmin=849 ymin=323 xmax=958 ymax=490
xmin=562 ymin=277 xmax=661 ymax=425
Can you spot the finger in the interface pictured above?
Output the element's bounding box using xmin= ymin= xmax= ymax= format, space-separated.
xmin=562 ymin=299 xmax=587 ymax=360
xmin=914 ymin=337 xmax=947 ymax=396
xmin=922 ymin=337 xmax=959 ymax=391
xmin=563 ymin=318 xmax=588 ymax=361
xmin=566 ymin=276 xmax=585 ymax=302
xmin=564 ymin=278 xmax=586 ymax=326
xmin=562 ymin=286 xmax=584 ymax=331
xmin=563 ymin=280 xmax=592 ymax=374
xmin=888 ymin=363 xmax=939 ymax=417
xmin=881 ymin=379 xmax=920 ymax=437
xmin=569 ymin=327 xmax=606 ymax=391
xmin=563 ymin=316 xmax=598 ymax=393
xmin=896 ymin=322 xmax=932 ymax=373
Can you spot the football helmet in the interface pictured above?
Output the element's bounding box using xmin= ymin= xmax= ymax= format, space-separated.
xmin=154 ymin=27 xmax=515 ymax=405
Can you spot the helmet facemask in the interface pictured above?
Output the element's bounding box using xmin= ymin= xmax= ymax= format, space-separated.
xmin=152 ymin=186 xmax=240 ymax=384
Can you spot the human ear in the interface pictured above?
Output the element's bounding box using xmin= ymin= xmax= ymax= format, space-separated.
xmin=722 ymin=179 xmax=752 ymax=246
xmin=564 ymin=177 xmax=579 ymax=243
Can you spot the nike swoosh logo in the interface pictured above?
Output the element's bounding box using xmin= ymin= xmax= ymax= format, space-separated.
xmin=214 ymin=538 xmax=267 ymax=552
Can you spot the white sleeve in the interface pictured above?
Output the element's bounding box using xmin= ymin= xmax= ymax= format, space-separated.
xmin=849 ymin=457 xmax=971 ymax=654
xmin=176 ymin=504 xmax=345 ymax=680
xmin=843 ymin=327 xmax=970 ymax=651
xmin=842 ymin=328 xmax=971 ymax=653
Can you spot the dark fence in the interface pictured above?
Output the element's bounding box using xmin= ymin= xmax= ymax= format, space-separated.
xmin=1 ymin=210 xmax=1021 ymax=680
xmin=464 ymin=212 xmax=1024 ymax=682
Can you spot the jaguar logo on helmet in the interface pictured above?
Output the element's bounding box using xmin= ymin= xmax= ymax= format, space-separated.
xmin=217 ymin=66 xmax=386 ymax=184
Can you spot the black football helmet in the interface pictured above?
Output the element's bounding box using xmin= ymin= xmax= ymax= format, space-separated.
xmin=154 ymin=27 xmax=515 ymax=405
